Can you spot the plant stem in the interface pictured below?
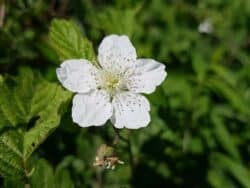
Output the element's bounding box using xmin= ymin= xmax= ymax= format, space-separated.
xmin=127 ymin=130 xmax=135 ymax=172
xmin=23 ymin=159 xmax=31 ymax=188
xmin=112 ymin=127 xmax=135 ymax=175
xmin=112 ymin=126 xmax=129 ymax=144
xmin=96 ymin=168 xmax=104 ymax=188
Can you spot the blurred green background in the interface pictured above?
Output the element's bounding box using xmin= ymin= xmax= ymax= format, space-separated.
xmin=0 ymin=0 xmax=250 ymax=187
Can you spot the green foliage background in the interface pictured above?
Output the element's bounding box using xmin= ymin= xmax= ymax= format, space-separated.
xmin=0 ymin=0 xmax=250 ymax=187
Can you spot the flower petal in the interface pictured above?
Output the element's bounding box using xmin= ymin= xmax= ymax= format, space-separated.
xmin=111 ymin=92 xmax=150 ymax=129
xmin=72 ymin=90 xmax=112 ymax=127
xmin=56 ymin=59 xmax=99 ymax=93
xmin=126 ymin=59 xmax=167 ymax=94
xmin=98 ymin=35 xmax=137 ymax=73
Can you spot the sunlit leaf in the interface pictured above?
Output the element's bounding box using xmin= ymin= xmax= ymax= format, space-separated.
xmin=49 ymin=19 xmax=96 ymax=63
xmin=0 ymin=68 xmax=71 ymax=179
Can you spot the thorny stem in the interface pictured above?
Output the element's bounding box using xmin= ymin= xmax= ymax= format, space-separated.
xmin=112 ymin=127 xmax=135 ymax=175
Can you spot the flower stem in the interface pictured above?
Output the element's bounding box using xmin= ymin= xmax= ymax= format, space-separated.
xmin=112 ymin=126 xmax=129 ymax=143
xmin=112 ymin=127 xmax=135 ymax=175
xmin=96 ymin=168 xmax=104 ymax=188
xmin=127 ymin=130 xmax=135 ymax=172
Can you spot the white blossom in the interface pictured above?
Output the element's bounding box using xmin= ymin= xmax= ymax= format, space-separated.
xmin=198 ymin=19 xmax=213 ymax=34
xmin=56 ymin=35 xmax=167 ymax=129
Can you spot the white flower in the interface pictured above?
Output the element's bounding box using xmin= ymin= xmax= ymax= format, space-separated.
xmin=56 ymin=35 xmax=167 ymax=129
xmin=198 ymin=19 xmax=213 ymax=34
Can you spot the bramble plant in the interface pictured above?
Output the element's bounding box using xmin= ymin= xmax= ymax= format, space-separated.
xmin=0 ymin=18 xmax=167 ymax=187
xmin=0 ymin=1 xmax=250 ymax=188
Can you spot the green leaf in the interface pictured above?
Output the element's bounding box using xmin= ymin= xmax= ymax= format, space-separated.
xmin=211 ymin=112 xmax=241 ymax=160
xmin=0 ymin=80 xmax=26 ymax=127
xmin=23 ymin=81 xmax=71 ymax=160
xmin=3 ymin=178 xmax=25 ymax=188
xmin=208 ymin=77 xmax=249 ymax=115
xmin=55 ymin=168 xmax=74 ymax=188
xmin=30 ymin=159 xmax=74 ymax=188
xmin=0 ymin=67 xmax=71 ymax=179
xmin=212 ymin=153 xmax=250 ymax=188
xmin=0 ymin=68 xmax=39 ymax=129
xmin=0 ymin=130 xmax=24 ymax=178
xmin=211 ymin=64 xmax=236 ymax=86
xmin=49 ymin=19 xmax=96 ymax=63
xmin=208 ymin=166 xmax=236 ymax=188
xmin=192 ymin=54 xmax=209 ymax=83
xmin=92 ymin=6 xmax=141 ymax=37
xmin=30 ymin=159 xmax=55 ymax=188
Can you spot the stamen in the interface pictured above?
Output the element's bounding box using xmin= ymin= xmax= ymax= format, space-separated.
xmin=99 ymin=70 xmax=127 ymax=96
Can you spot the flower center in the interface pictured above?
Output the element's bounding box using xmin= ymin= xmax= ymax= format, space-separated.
xmin=99 ymin=71 xmax=126 ymax=95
